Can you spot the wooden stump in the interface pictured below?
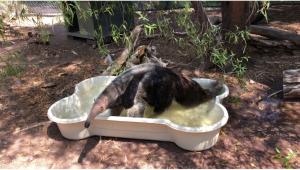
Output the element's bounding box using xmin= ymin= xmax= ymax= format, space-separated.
xmin=283 ymin=69 xmax=300 ymax=99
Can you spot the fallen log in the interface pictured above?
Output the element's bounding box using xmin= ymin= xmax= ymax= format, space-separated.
xmin=250 ymin=25 xmax=300 ymax=45
xmin=249 ymin=35 xmax=283 ymax=47
xmin=125 ymin=45 xmax=168 ymax=68
xmin=283 ymin=69 xmax=300 ymax=99
xmin=103 ymin=25 xmax=142 ymax=75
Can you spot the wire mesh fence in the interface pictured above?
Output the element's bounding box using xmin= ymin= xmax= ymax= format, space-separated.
xmin=21 ymin=1 xmax=61 ymax=16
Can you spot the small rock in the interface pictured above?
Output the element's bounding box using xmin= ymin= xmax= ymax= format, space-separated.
xmin=104 ymin=55 xmax=113 ymax=65
xmin=41 ymin=82 xmax=56 ymax=88
xmin=71 ymin=60 xmax=83 ymax=65
xmin=58 ymin=72 xmax=68 ymax=77
xmin=249 ymin=79 xmax=255 ymax=84
xmin=71 ymin=50 xmax=78 ymax=55
xmin=14 ymin=127 xmax=20 ymax=133
xmin=15 ymin=79 xmax=22 ymax=85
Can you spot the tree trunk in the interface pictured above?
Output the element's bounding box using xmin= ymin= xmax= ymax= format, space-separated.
xmin=191 ymin=1 xmax=212 ymax=33
xmin=222 ymin=1 xmax=250 ymax=71
xmin=222 ymin=1 xmax=250 ymax=31
xmin=191 ymin=1 xmax=214 ymax=70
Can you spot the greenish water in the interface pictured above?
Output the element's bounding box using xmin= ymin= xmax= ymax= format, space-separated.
xmin=121 ymin=100 xmax=222 ymax=127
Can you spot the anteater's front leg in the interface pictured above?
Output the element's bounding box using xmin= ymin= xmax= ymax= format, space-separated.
xmin=110 ymin=106 xmax=124 ymax=116
xmin=126 ymin=81 xmax=146 ymax=117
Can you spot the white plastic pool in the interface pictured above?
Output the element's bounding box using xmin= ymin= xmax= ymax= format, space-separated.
xmin=47 ymin=76 xmax=229 ymax=151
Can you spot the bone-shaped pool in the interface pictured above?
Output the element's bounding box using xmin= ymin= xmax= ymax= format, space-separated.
xmin=48 ymin=76 xmax=229 ymax=151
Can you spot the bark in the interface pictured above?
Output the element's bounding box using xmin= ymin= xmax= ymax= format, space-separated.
xmin=283 ymin=69 xmax=300 ymax=99
xmin=191 ymin=1 xmax=212 ymax=33
xmin=103 ymin=25 xmax=142 ymax=75
xmin=221 ymin=1 xmax=250 ymax=71
xmin=250 ymin=25 xmax=300 ymax=45
xmin=191 ymin=1 xmax=215 ymax=70
xmin=222 ymin=1 xmax=250 ymax=31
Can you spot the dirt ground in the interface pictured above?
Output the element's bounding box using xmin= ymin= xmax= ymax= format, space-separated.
xmin=0 ymin=5 xmax=299 ymax=168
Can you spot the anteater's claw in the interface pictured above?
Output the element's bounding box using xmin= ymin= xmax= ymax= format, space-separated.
xmin=84 ymin=121 xmax=90 ymax=128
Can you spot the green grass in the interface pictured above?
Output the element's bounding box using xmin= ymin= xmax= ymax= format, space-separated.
xmin=274 ymin=147 xmax=298 ymax=169
xmin=0 ymin=52 xmax=25 ymax=80
xmin=226 ymin=96 xmax=241 ymax=104
xmin=0 ymin=64 xmax=23 ymax=79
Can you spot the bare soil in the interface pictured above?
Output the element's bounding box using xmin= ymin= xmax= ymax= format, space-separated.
xmin=0 ymin=5 xmax=299 ymax=168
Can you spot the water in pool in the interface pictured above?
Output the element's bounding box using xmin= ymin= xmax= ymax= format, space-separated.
xmin=120 ymin=99 xmax=221 ymax=127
